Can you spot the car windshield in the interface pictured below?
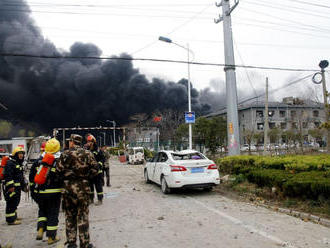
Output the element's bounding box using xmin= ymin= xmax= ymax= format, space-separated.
xmin=134 ymin=149 xmax=144 ymax=153
xmin=171 ymin=152 xmax=206 ymax=160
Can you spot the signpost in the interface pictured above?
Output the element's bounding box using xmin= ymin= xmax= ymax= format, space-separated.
xmin=185 ymin=111 xmax=195 ymax=124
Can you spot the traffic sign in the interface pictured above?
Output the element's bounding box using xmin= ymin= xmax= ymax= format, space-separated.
xmin=185 ymin=111 xmax=195 ymax=124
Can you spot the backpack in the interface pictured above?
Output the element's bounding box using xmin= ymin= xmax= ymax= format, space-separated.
xmin=0 ymin=156 xmax=9 ymax=180
xmin=34 ymin=153 xmax=55 ymax=185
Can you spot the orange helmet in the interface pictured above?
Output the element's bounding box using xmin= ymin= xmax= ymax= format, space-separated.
xmin=87 ymin=134 xmax=96 ymax=143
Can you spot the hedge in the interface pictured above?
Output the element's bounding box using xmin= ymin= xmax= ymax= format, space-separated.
xmin=217 ymin=155 xmax=330 ymax=199
xmin=242 ymin=169 xmax=330 ymax=199
xmin=217 ymin=155 xmax=330 ymax=173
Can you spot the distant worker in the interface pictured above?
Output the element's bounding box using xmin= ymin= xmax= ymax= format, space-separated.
xmin=101 ymin=146 xmax=111 ymax=187
xmin=57 ymin=134 xmax=98 ymax=248
xmin=33 ymin=138 xmax=62 ymax=245
xmin=85 ymin=134 xmax=105 ymax=205
xmin=3 ymin=147 xmax=27 ymax=225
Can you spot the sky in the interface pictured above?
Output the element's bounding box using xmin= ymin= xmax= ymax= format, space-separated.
xmin=24 ymin=0 xmax=330 ymax=101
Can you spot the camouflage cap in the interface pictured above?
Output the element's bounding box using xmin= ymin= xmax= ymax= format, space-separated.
xmin=70 ymin=134 xmax=83 ymax=145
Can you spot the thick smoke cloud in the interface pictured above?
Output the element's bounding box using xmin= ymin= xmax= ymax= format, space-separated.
xmin=0 ymin=0 xmax=210 ymax=131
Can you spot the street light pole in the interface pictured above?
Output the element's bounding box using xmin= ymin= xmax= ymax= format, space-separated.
xmin=159 ymin=36 xmax=194 ymax=149
xmin=106 ymin=120 xmax=116 ymax=147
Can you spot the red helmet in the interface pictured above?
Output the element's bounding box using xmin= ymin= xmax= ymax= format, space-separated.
xmin=87 ymin=135 xmax=96 ymax=143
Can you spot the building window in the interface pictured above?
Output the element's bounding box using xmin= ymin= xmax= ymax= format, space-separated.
xmin=137 ymin=138 xmax=143 ymax=143
xmin=256 ymin=110 xmax=263 ymax=118
xmin=269 ymin=122 xmax=276 ymax=129
xmin=291 ymin=110 xmax=296 ymax=118
xmin=279 ymin=111 xmax=286 ymax=118
xmin=144 ymin=137 xmax=150 ymax=142
xmin=302 ymin=122 xmax=308 ymax=129
xmin=242 ymin=114 xmax=244 ymax=118
xmin=292 ymin=122 xmax=297 ymax=129
xmin=280 ymin=123 xmax=287 ymax=129
xmin=268 ymin=110 xmax=275 ymax=117
xmin=242 ymin=124 xmax=245 ymax=131
xmin=257 ymin=123 xmax=264 ymax=130
xmin=314 ymin=122 xmax=320 ymax=128
xmin=313 ymin=110 xmax=319 ymax=117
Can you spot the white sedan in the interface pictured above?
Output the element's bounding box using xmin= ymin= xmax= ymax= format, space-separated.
xmin=144 ymin=150 xmax=220 ymax=194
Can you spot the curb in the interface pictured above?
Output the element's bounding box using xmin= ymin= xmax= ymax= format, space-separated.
xmin=258 ymin=203 xmax=330 ymax=228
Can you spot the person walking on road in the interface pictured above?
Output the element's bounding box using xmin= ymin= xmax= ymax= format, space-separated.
xmin=101 ymin=146 xmax=110 ymax=187
xmin=3 ymin=146 xmax=27 ymax=225
xmin=57 ymin=134 xmax=98 ymax=248
xmin=85 ymin=135 xmax=105 ymax=205
xmin=32 ymin=138 xmax=63 ymax=245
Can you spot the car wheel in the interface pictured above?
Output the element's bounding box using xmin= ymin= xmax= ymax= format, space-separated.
xmin=144 ymin=169 xmax=151 ymax=184
xmin=161 ymin=176 xmax=171 ymax=194
xmin=203 ymin=187 xmax=212 ymax=192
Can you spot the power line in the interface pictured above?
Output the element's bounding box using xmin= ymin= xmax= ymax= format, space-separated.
xmin=0 ymin=52 xmax=322 ymax=72
xmin=245 ymin=0 xmax=330 ymax=20
xmin=240 ymin=6 xmax=330 ymax=33
xmin=131 ymin=4 xmax=213 ymax=55
xmin=208 ymin=74 xmax=314 ymax=113
xmin=285 ymin=0 xmax=330 ymax=9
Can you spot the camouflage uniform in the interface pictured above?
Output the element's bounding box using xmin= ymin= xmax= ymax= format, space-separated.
xmin=57 ymin=135 xmax=98 ymax=248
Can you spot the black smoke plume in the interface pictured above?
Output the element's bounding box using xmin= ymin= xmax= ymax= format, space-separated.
xmin=0 ymin=0 xmax=210 ymax=131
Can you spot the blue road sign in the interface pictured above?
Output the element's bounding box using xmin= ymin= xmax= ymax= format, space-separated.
xmin=185 ymin=111 xmax=195 ymax=124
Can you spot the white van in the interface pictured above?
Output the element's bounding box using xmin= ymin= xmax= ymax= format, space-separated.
xmin=127 ymin=147 xmax=145 ymax=165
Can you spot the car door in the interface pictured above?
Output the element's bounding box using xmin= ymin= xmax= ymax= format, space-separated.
xmin=153 ymin=152 xmax=168 ymax=184
xmin=149 ymin=153 xmax=159 ymax=182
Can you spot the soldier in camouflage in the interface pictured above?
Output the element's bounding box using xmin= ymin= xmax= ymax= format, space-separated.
xmin=57 ymin=134 xmax=98 ymax=248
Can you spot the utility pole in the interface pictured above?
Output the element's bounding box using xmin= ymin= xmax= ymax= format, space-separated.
xmin=263 ymin=77 xmax=269 ymax=155
xmin=320 ymin=60 xmax=329 ymax=153
xmin=215 ymin=0 xmax=240 ymax=155
xmin=312 ymin=60 xmax=329 ymax=153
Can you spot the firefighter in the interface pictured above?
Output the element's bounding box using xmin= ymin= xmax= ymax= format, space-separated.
xmin=29 ymin=142 xmax=46 ymax=203
xmin=85 ymin=134 xmax=105 ymax=205
xmin=34 ymin=138 xmax=62 ymax=245
xmin=3 ymin=146 xmax=27 ymax=225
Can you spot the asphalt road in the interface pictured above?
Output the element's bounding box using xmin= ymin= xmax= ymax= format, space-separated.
xmin=1 ymin=158 xmax=330 ymax=248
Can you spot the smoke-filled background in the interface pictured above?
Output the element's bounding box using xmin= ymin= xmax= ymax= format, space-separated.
xmin=0 ymin=0 xmax=313 ymax=133
xmin=0 ymin=0 xmax=217 ymax=131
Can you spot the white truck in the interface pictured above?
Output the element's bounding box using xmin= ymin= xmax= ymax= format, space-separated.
xmin=127 ymin=147 xmax=145 ymax=165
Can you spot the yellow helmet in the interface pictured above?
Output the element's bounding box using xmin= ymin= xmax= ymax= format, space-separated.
xmin=12 ymin=146 xmax=25 ymax=156
xmin=45 ymin=138 xmax=60 ymax=154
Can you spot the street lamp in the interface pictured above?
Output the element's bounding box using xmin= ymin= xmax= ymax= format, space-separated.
xmin=101 ymin=132 xmax=106 ymax=146
xmin=159 ymin=36 xmax=194 ymax=150
xmin=106 ymin=120 xmax=116 ymax=147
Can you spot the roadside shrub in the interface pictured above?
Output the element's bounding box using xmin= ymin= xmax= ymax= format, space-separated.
xmin=283 ymin=171 xmax=330 ymax=199
xmin=247 ymin=169 xmax=293 ymax=189
xmin=216 ymin=155 xmax=330 ymax=174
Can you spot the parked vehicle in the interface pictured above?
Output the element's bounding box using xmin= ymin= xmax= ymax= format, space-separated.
xmin=127 ymin=147 xmax=145 ymax=164
xmin=144 ymin=149 xmax=220 ymax=194
xmin=240 ymin=144 xmax=257 ymax=152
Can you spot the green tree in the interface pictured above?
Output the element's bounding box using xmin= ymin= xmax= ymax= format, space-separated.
xmin=0 ymin=120 xmax=13 ymax=138
xmin=18 ymin=129 xmax=26 ymax=137
xmin=268 ymin=127 xmax=281 ymax=144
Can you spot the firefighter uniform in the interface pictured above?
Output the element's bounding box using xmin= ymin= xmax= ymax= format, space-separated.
xmin=85 ymin=135 xmax=105 ymax=205
xmin=89 ymin=148 xmax=105 ymax=204
xmin=3 ymin=147 xmax=26 ymax=225
xmin=29 ymin=157 xmax=42 ymax=203
xmin=33 ymin=138 xmax=63 ymax=245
